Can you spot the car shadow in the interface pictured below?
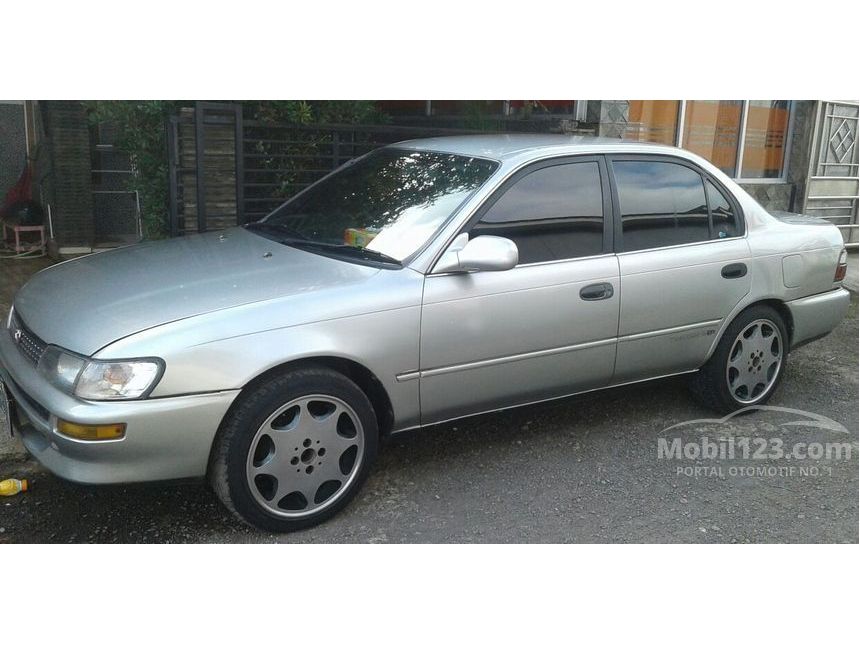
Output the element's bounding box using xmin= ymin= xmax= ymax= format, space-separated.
xmin=2 ymin=374 xmax=700 ymax=543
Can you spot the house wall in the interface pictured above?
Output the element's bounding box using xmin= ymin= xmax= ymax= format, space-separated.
xmin=0 ymin=102 xmax=27 ymax=197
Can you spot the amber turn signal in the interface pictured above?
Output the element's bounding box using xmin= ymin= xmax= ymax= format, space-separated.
xmin=56 ymin=419 xmax=126 ymax=441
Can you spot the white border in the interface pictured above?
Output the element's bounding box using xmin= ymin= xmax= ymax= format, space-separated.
xmin=2 ymin=2 xmax=858 ymax=642
xmin=3 ymin=545 xmax=859 ymax=643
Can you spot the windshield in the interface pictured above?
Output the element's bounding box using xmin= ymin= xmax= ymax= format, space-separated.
xmin=251 ymin=148 xmax=499 ymax=264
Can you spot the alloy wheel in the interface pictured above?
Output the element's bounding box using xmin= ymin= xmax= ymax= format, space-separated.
xmin=245 ymin=394 xmax=364 ymax=518
xmin=725 ymin=319 xmax=783 ymax=404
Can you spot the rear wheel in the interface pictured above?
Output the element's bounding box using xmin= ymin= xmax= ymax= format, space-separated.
xmin=689 ymin=304 xmax=788 ymax=413
xmin=210 ymin=367 xmax=378 ymax=532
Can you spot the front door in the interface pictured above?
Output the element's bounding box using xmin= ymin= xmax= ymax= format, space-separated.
xmin=419 ymin=156 xmax=620 ymax=425
xmin=608 ymin=155 xmax=752 ymax=384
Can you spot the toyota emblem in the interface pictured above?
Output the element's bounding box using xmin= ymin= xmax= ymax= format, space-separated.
xmin=12 ymin=329 xmax=22 ymax=344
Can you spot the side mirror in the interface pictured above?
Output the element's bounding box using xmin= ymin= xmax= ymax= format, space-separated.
xmin=434 ymin=234 xmax=519 ymax=274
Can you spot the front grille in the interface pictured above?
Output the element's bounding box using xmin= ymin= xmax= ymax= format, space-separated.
xmin=9 ymin=311 xmax=47 ymax=367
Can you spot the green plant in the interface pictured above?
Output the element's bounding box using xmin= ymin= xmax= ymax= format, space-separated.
xmin=84 ymin=101 xmax=182 ymax=239
xmin=247 ymin=100 xmax=387 ymax=125
xmin=84 ymin=101 xmax=390 ymax=237
xmin=463 ymin=100 xmax=500 ymax=130
xmin=244 ymin=101 xmax=389 ymax=201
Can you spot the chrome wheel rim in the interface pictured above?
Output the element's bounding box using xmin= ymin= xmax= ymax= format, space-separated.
xmin=245 ymin=394 xmax=364 ymax=518
xmin=725 ymin=319 xmax=783 ymax=404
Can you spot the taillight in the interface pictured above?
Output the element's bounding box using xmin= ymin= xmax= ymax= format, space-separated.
xmin=834 ymin=249 xmax=848 ymax=282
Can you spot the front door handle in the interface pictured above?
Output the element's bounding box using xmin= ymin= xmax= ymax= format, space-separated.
xmin=721 ymin=263 xmax=748 ymax=279
xmin=580 ymin=282 xmax=614 ymax=301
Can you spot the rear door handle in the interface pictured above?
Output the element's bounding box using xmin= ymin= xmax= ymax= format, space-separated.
xmin=721 ymin=263 xmax=748 ymax=279
xmin=580 ymin=282 xmax=614 ymax=301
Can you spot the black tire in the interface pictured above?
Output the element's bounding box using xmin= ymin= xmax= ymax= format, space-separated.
xmin=689 ymin=304 xmax=789 ymax=414
xmin=209 ymin=366 xmax=378 ymax=532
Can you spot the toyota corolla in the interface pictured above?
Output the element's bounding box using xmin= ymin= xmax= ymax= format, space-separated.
xmin=0 ymin=135 xmax=850 ymax=531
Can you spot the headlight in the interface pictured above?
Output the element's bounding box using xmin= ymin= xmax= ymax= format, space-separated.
xmin=76 ymin=360 xmax=162 ymax=400
xmin=37 ymin=347 xmax=163 ymax=400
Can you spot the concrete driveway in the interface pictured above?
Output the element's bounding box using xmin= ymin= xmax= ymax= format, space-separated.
xmin=1 ymin=257 xmax=857 ymax=543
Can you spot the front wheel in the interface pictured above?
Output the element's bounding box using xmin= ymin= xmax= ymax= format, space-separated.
xmin=209 ymin=367 xmax=378 ymax=532
xmin=689 ymin=304 xmax=789 ymax=414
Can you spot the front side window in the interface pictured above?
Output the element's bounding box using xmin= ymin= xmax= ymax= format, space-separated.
xmin=471 ymin=161 xmax=605 ymax=264
xmin=614 ymin=160 xmax=710 ymax=252
xmin=255 ymin=148 xmax=499 ymax=264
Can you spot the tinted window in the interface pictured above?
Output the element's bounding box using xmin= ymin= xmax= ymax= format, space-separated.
xmin=706 ymin=179 xmax=740 ymax=239
xmin=614 ymin=161 xmax=710 ymax=252
xmin=472 ymin=162 xmax=604 ymax=264
xmin=261 ymin=149 xmax=498 ymax=262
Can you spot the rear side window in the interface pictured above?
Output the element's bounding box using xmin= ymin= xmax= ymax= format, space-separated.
xmin=614 ymin=160 xmax=710 ymax=252
xmin=472 ymin=161 xmax=604 ymax=264
xmin=706 ymin=179 xmax=740 ymax=239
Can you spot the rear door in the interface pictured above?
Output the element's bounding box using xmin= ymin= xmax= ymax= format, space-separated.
xmin=608 ymin=155 xmax=752 ymax=384
xmin=419 ymin=156 xmax=620 ymax=424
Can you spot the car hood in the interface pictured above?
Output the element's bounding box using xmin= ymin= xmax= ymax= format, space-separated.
xmin=13 ymin=228 xmax=380 ymax=355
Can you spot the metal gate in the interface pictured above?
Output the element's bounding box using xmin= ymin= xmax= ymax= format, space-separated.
xmin=90 ymin=121 xmax=141 ymax=245
xmin=167 ymin=102 xmax=243 ymax=236
xmin=166 ymin=104 xmax=498 ymax=236
xmin=803 ymin=100 xmax=859 ymax=247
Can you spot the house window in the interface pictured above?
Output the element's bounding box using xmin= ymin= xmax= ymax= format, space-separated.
xmin=682 ymin=100 xmax=744 ymax=176
xmin=623 ymin=100 xmax=680 ymax=146
xmin=622 ymin=100 xmax=793 ymax=181
xmin=740 ymin=100 xmax=791 ymax=179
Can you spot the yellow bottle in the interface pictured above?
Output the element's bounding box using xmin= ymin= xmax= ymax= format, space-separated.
xmin=0 ymin=478 xmax=28 ymax=496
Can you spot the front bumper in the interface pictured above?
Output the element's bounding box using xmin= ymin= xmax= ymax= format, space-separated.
xmin=786 ymin=287 xmax=851 ymax=349
xmin=0 ymin=323 xmax=239 ymax=484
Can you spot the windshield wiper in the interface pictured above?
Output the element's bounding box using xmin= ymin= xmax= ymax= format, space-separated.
xmin=246 ymin=223 xmax=401 ymax=266
xmin=291 ymin=241 xmax=401 ymax=266
xmin=244 ymin=221 xmax=310 ymax=241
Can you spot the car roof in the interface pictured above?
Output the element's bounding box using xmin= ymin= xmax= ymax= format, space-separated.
xmin=392 ymin=133 xmax=679 ymax=161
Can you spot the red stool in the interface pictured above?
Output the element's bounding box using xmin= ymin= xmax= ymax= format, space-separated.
xmin=2 ymin=222 xmax=46 ymax=255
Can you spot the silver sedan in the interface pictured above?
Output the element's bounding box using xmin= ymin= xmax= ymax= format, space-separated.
xmin=0 ymin=135 xmax=850 ymax=531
